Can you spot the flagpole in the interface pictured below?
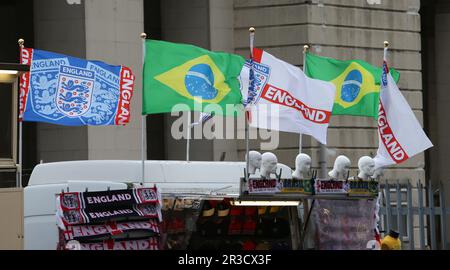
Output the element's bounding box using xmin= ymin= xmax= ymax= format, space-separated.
xmin=18 ymin=38 xmax=24 ymax=188
xmin=383 ymin=40 xmax=389 ymax=61
xmin=309 ymin=45 xmax=328 ymax=179
xmin=186 ymin=112 xmax=191 ymax=162
xmin=299 ymin=45 xmax=309 ymax=154
xmin=245 ymin=27 xmax=255 ymax=186
xmin=140 ymin=33 xmax=147 ymax=184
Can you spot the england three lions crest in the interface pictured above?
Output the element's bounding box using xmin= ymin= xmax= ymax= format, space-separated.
xmin=251 ymin=61 xmax=271 ymax=103
xmin=56 ymin=65 xmax=95 ymax=117
xmin=239 ymin=60 xmax=271 ymax=105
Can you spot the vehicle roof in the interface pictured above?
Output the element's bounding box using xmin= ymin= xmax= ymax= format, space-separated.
xmin=28 ymin=160 xmax=293 ymax=195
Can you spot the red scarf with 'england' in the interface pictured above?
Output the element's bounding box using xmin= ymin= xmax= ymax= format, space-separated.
xmin=63 ymin=220 xmax=160 ymax=241
xmin=71 ymin=238 xmax=160 ymax=250
xmin=59 ymin=187 xmax=160 ymax=211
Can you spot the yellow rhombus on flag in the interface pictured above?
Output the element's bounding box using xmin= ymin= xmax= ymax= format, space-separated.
xmin=142 ymin=39 xmax=245 ymax=115
xmin=305 ymin=52 xmax=400 ymax=118
xmin=154 ymin=55 xmax=231 ymax=104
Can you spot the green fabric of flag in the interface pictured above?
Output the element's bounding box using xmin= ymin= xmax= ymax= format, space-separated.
xmin=305 ymin=52 xmax=400 ymax=118
xmin=142 ymin=39 xmax=246 ymax=115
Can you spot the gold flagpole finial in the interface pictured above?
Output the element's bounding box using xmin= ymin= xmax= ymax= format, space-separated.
xmin=249 ymin=27 xmax=255 ymax=33
xmin=18 ymin=38 xmax=25 ymax=47
xmin=384 ymin=41 xmax=389 ymax=48
xmin=140 ymin=33 xmax=147 ymax=39
xmin=303 ymin=44 xmax=310 ymax=53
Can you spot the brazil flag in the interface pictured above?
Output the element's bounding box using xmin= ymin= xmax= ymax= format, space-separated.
xmin=305 ymin=52 xmax=400 ymax=118
xmin=142 ymin=39 xmax=246 ymax=115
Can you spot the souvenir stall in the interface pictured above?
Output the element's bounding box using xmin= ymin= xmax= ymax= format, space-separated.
xmin=154 ymin=160 xmax=299 ymax=251
xmin=25 ymin=158 xmax=380 ymax=250
xmin=239 ymin=151 xmax=381 ymax=250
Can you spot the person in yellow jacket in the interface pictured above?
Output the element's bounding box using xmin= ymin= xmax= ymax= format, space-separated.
xmin=381 ymin=230 xmax=401 ymax=250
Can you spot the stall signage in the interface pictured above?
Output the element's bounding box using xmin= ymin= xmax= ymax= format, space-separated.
xmin=348 ymin=179 xmax=379 ymax=197
xmin=248 ymin=178 xmax=281 ymax=194
xmin=281 ymin=179 xmax=314 ymax=194
xmin=314 ymin=179 xmax=349 ymax=195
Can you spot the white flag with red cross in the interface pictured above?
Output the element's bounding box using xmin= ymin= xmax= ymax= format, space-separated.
xmin=373 ymin=61 xmax=433 ymax=168
xmin=239 ymin=49 xmax=336 ymax=144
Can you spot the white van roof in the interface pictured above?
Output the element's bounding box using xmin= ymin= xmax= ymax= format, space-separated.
xmin=28 ymin=160 xmax=293 ymax=195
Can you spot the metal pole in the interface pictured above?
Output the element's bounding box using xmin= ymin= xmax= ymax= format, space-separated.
xmin=19 ymin=122 xmax=22 ymax=187
xmin=245 ymin=27 xmax=255 ymax=186
xmin=418 ymin=181 xmax=425 ymax=250
xmin=439 ymin=181 xmax=448 ymax=250
xmin=407 ymin=180 xmax=415 ymax=249
xmin=396 ymin=180 xmax=404 ymax=241
xmin=299 ymin=45 xmax=309 ymax=154
xmin=288 ymin=206 xmax=301 ymax=250
xmin=140 ymin=33 xmax=147 ymax=184
xmin=18 ymin=38 xmax=25 ymax=188
xmin=384 ymin=181 xmax=392 ymax=233
xmin=310 ymin=46 xmax=327 ymax=178
xmin=318 ymin=144 xmax=327 ymax=178
xmin=141 ymin=115 xmax=146 ymax=183
xmin=428 ymin=179 xmax=437 ymax=249
xmin=186 ymin=112 xmax=191 ymax=162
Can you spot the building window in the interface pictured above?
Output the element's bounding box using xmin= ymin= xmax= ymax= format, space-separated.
xmin=0 ymin=83 xmax=13 ymax=158
xmin=0 ymin=79 xmax=17 ymax=168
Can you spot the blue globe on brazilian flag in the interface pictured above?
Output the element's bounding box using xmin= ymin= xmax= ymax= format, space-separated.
xmin=305 ymin=52 xmax=400 ymax=118
xmin=142 ymin=39 xmax=245 ymax=115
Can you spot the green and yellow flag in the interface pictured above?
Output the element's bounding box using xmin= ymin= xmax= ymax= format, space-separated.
xmin=142 ymin=39 xmax=245 ymax=115
xmin=305 ymin=52 xmax=400 ymax=118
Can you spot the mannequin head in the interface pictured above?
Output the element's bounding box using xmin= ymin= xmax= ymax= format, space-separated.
xmin=260 ymin=152 xmax=278 ymax=178
xmin=358 ymin=156 xmax=375 ymax=180
xmin=246 ymin=150 xmax=262 ymax=175
xmin=328 ymin=155 xmax=351 ymax=180
xmin=292 ymin=153 xmax=311 ymax=179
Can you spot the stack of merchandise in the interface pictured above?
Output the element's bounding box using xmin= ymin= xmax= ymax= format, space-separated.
xmin=161 ymin=198 xmax=202 ymax=250
xmin=191 ymin=200 xmax=291 ymax=250
xmin=56 ymin=186 xmax=163 ymax=250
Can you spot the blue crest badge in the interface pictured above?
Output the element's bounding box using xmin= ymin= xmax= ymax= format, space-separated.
xmin=56 ymin=65 xmax=95 ymax=117
xmin=241 ymin=60 xmax=271 ymax=106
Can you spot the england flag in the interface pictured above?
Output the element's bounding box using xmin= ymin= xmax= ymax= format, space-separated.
xmin=239 ymin=49 xmax=336 ymax=144
xmin=373 ymin=61 xmax=433 ymax=168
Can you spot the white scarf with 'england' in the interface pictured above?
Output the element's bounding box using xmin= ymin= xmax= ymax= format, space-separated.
xmin=374 ymin=61 xmax=433 ymax=168
xmin=239 ymin=49 xmax=336 ymax=144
